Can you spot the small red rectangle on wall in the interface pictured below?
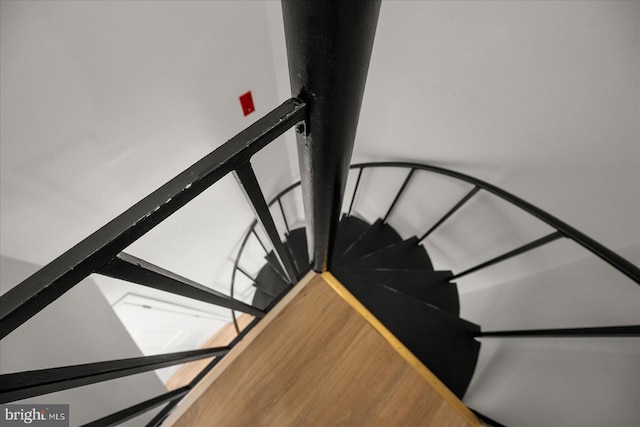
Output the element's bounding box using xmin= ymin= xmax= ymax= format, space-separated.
xmin=239 ymin=91 xmax=255 ymax=116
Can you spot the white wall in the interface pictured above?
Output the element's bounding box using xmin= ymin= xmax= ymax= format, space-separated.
xmin=0 ymin=0 xmax=296 ymax=363
xmin=0 ymin=0 xmax=299 ymax=413
xmin=461 ymin=244 xmax=640 ymax=426
xmin=0 ymin=256 xmax=167 ymax=426
xmin=343 ymin=4 xmax=640 ymax=424
xmin=0 ymin=0 xmax=292 ymax=299
xmin=2 ymin=1 xmax=638 ymax=424
xmin=347 ymin=0 xmax=639 ymax=291
xmin=263 ymin=2 xmax=640 ymax=424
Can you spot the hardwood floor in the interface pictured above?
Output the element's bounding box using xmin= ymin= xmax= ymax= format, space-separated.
xmin=166 ymin=314 xmax=254 ymax=391
xmin=166 ymin=273 xmax=480 ymax=426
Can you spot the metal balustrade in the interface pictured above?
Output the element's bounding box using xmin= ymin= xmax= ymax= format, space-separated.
xmin=0 ymin=98 xmax=307 ymax=425
xmin=347 ymin=162 xmax=640 ymax=287
xmin=2 ymin=0 xmax=639 ymax=423
xmin=3 ymin=159 xmax=639 ymax=425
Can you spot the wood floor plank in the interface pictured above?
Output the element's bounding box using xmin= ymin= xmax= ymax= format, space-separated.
xmin=168 ymin=273 xmax=479 ymax=426
xmin=166 ymin=314 xmax=254 ymax=391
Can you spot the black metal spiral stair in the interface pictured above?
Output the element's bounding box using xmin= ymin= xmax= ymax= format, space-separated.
xmin=2 ymin=3 xmax=639 ymax=425
xmin=252 ymin=214 xmax=481 ymax=399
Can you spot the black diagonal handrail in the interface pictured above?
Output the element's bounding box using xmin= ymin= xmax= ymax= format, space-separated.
xmin=229 ymin=181 xmax=304 ymax=299
xmin=0 ymin=99 xmax=306 ymax=340
xmin=234 ymin=161 xmax=298 ymax=284
xmin=476 ymin=325 xmax=640 ymax=338
xmin=278 ymin=199 xmax=291 ymax=235
xmin=252 ymin=229 xmax=289 ymax=284
xmin=0 ymin=347 xmax=229 ymax=404
xmin=82 ymin=387 xmax=190 ymax=427
xmin=383 ymin=168 xmax=416 ymax=223
xmin=351 ymin=162 xmax=640 ymax=285
xmin=236 ymin=266 xmax=256 ymax=283
xmin=450 ymin=231 xmax=564 ymax=280
xmin=146 ymin=399 xmax=182 ymax=427
xmin=230 ymin=221 xmax=261 ymax=334
xmin=147 ymin=314 xmax=263 ymax=426
xmin=98 ymin=252 xmax=264 ymax=317
xmin=252 ymin=229 xmax=268 ymax=254
xmin=418 ymin=186 xmax=481 ymax=243
xmin=229 ymin=180 xmax=308 ymax=332
xmin=347 ymin=168 xmax=364 ymax=217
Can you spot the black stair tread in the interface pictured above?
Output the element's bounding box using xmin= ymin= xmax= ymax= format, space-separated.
xmin=264 ymin=251 xmax=288 ymax=283
xmin=354 ymin=267 xmax=450 ymax=276
xmin=251 ymin=288 xmax=273 ymax=311
xmin=332 ymin=215 xmax=371 ymax=261
xmin=337 ymin=219 xmax=404 ymax=264
xmin=341 ymin=237 xmax=434 ymax=271
xmin=285 ymin=228 xmax=310 ymax=276
xmin=348 ymin=269 xmax=460 ymax=316
xmin=254 ymin=264 xmax=289 ymax=298
xmin=333 ymin=268 xmax=480 ymax=399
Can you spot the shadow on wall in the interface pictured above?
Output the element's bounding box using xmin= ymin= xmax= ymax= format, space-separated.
xmin=461 ymin=244 xmax=640 ymax=427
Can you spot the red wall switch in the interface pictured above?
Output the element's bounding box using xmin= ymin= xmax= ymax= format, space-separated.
xmin=239 ymin=91 xmax=255 ymax=116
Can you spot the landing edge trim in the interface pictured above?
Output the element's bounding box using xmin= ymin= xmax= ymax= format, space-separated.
xmin=321 ymin=271 xmax=482 ymax=427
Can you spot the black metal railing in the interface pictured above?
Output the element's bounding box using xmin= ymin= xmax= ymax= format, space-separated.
xmin=226 ymin=159 xmax=639 ymax=427
xmin=230 ymin=160 xmax=640 ymax=339
xmin=0 ymin=98 xmax=307 ymax=425
xmin=3 ymin=154 xmax=638 ymax=426
xmin=347 ymin=162 xmax=640 ymax=287
xmin=229 ymin=180 xmax=310 ymax=333
xmin=343 ymin=162 xmax=639 ymax=342
xmin=11 ymin=1 xmax=632 ymax=424
xmin=343 ymin=161 xmax=639 ymax=427
xmin=230 ymin=160 xmax=640 ymax=340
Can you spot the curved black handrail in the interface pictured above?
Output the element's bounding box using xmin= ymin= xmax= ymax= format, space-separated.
xmin=349 ymin=161 xmax=640 ymax=285
xmin=230 ymin=160 xmax=639 ymax=308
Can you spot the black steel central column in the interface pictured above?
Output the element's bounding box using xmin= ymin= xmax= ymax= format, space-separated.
xmin=283 ymin=0 xmax=381 ymax=272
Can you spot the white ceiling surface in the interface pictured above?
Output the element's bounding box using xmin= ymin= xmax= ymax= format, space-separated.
xmin=0 ymin=1 xmax=294 ymax=313
xmin=350 ymin=0 xmax=639 ymax=287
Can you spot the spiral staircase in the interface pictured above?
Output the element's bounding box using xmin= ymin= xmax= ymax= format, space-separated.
xmin=251 ymin=215 xmax=480 ymax=400
xmin=225 ymin=160 xmax=640 ymax=427
xmin=2 ymin=156 xmax=638 ymax=426
xmin=1 ymin=2 xmax=639 ymax=426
